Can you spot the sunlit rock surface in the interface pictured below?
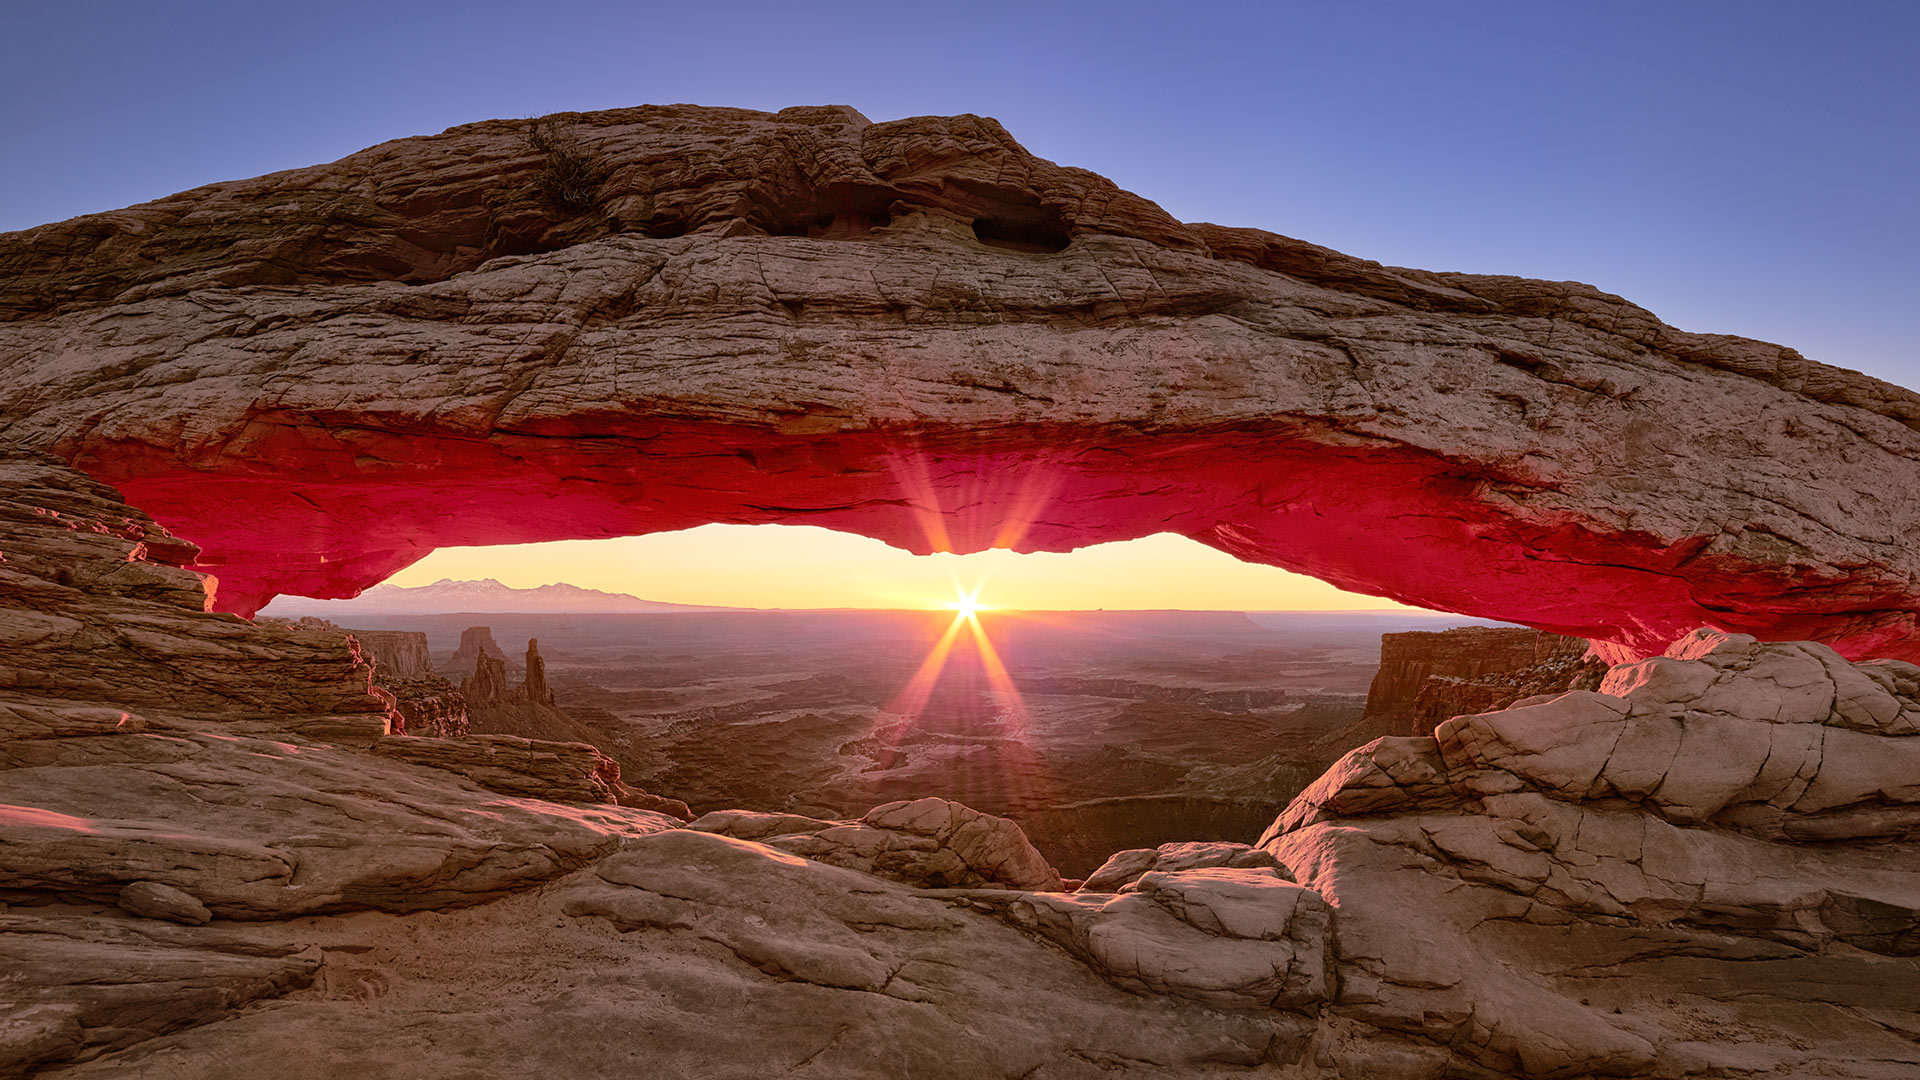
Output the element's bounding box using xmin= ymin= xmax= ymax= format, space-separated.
xmin=1263 ymin=628 xmax=1920 ymax=1079
xmin=4 ymin=105 xmax=1919 ymax=657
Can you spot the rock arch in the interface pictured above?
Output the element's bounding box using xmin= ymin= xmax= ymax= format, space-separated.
xmin=4 ymin=105 xmax=1917 ymax=659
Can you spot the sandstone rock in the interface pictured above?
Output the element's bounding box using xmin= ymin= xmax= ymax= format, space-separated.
xmin=350 ymin=629 xmax=470 ymax=737
xmin=446 ymin=625 xmax=507 ymax=676
xmin=368 ymin=732 xmax=625 ymax=803
xmin=0 ymin=454 xmax=395 ymax=740
xmin=461 ymin=651 xmax=511 ymax=705
xmin=23 ymin=831 xmax=1316 ymax=1078
xmin=1260 ymin=629 xmax=1920 ymax=1078
xmin=521 ymin=638 xmax=554 ymax=706
xmin=117 ymin=881 xmax=212 ymax=926
xmin=1080 ymin=840 xmax=1283 ymax=892
xmin=347 ymin=629 xmax=436 ymax=680
xmin=692 ymin=796 xmax=1065 ymax=891
xmin=0 ymin=910 xmax=319 ymax=1078
xmin=1363 ymin=626 xmax=1603 ymax=737
xmin=686 ymin=808 xmax=843 ymax=839
xmin=0 ymin=729 xmax=679 ymax=919
xmin=1006 ymin=866 xmax=1332 ymax=1011
xmin=3 ymin=108 xmax=1918 ymax=657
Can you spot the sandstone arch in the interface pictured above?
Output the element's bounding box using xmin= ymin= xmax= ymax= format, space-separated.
xmin=3 ymin=105 xmax=1917 ymax=659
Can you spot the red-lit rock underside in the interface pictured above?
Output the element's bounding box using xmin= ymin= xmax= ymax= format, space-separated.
xmin=3 ymin=105 xmax=1917 ymax=659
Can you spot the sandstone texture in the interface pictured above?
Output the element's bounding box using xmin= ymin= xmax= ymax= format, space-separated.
xmin=0 ymin=911 xmax=320 ymax=1077
xmin=1080 ymin=840 xmax=1285 ymax=892
xmin=689 ymin=796 xmax=1066 ymax=891
xmin=32 ymin=834 xmax=1324 ymax=1080
xmin=5 ymin=463 xmax=1918 ymax=1077
xmin=346 ymin=627 xmax=471 ymax=736
xmin=2 ymin=106 xmax=1917 ymax=657
xmin=6 ymin=103 xmax=1920 ymax=1079
xmin=0 ymin=454 xmax=394 ymax=746
xmin=1362 ymin=626 xmax=1604 ymax=737
xmin=1262 ymin=628 xmax=1920 ymax=1078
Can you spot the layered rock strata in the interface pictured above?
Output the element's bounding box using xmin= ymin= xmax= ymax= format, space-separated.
xmin=0 ymin=455 xmax=689 ymax=1073
xmin=0 ymin=454 xmax=394 ymax=745
xmin=348 ymin=628 xmax=470 ymax=737
xmin=1363 ymin=626 xmax=1604 ymax=737
xmin=446 ymin=624 xmax=508 ymax=676
xmin=3 ymin=106 xmax=1918 ymax=657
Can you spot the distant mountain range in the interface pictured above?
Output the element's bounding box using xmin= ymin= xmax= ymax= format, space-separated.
xmin=259 ymin=578 xmax=740 ymax=616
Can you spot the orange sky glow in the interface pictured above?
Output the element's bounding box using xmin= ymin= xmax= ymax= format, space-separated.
xmin=386 ymin=524 xmax=1424 ymax=612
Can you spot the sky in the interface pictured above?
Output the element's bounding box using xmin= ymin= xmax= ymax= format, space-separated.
xmin=8 ymin=2 xmax=1915 ymax=611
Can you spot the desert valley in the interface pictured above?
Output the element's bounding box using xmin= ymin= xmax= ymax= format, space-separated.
xmin=268 ymin=583 xmax=1538 ymax=876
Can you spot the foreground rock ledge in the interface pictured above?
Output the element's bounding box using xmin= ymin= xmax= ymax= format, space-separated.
xmin=2 ymin=455 xmax=1916 ymax=1077
xmin=4 ymin=104 xmax=1919 ymax=658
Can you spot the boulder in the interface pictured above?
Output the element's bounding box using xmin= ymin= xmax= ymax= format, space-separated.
xmin=117 ymin=881 xmax=212 ymax=926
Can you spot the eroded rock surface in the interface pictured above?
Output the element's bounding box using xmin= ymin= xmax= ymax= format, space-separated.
xmin=690 ymin=796 xmax=1065 ymax=891
xmin=1080 ymin=840 xmax=1284 ymax=893
xmin=1362 ymin=626 xmax=1603 ymax=737
xmin=345 ymin=627 xmax=471 ymax=737
xmin=3 ymin=106 xmax=1918 ymax=657
xmin=0 ymin=910 xmax=320 ymax=1078
xmin=1263 ymin=629 xmax=1920 ymax=1078
xmin=0 ymin=454 xmax=395 ymax=746
xmin=8 ymin=500 xmax=1920 ymax=1080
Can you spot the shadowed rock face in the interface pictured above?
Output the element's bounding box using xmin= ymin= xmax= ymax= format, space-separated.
xmin=1364 ymin=627 xmax=1604 ymax=736
xmin=3 ymin=105 xmax=1918 ymax=658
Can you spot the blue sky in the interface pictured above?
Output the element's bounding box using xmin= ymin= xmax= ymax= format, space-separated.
xmin=5 ymin=1 xmax=1914 ymax=386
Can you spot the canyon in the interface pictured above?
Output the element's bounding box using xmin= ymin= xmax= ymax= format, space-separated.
xmin=2 ymin=105 xmax=1917 ymax=1078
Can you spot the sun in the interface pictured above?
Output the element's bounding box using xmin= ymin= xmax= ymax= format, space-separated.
xmin=950 ymin=588 xmax=987 ymax=620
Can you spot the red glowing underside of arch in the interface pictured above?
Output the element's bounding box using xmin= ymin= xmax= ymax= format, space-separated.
xmin=79 ymin=416 xmax=1918 ymax=663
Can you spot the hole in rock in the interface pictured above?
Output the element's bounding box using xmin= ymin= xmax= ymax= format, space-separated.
xmin=266 ymin=525 xmax=1485 ymax=879
xmin=971 ymin=215 xmax=1071 ymax=253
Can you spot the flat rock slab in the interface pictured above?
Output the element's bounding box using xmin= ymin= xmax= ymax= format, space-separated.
xmin=0 ymin=729 xmax=678 ymax=919
xmin=0 ymin=909 xmax=319 ymax=1078
xmin=34 ymin=836 xmax=1313 ymax=1079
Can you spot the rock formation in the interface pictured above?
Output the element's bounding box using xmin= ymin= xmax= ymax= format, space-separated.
xmin=3 ymin=106 xmax=1918 ymax=658
xmin=0 ymin=453 xmax=395 ymax=746
xmin=441 ymin=632 xmax=686 ymax=816
xmin=348 ymin=629 xmax=436 ymax=680
xmin=446 ymin=624 xmax=508 ymax=676
xmin=1260 ymin=628 xmax=1920 ymax=1078
xmin=348 ymin=628 xmax=470 ymax=736
xmin=1362 ymin=626 xmax=1604 ymax=737
xmin=1080 ymin=840 xmax=1284 ymax=893
xmin=460 ymin=650 xmax=511 ymax=704
xmin=689 ymin=797 xmax=1066 ymax=891
xmin=521 ymin=637 xmax=554 ymax=706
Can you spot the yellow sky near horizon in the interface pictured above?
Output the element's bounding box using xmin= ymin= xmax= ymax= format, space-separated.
xmin=385 ymin=524 xmax=1425 ymax=612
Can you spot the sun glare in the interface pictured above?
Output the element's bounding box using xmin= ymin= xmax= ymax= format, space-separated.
xmin=950 ymin=588 xmax=986 ymax=620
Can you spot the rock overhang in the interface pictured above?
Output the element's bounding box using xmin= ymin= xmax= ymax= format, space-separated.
xmin=3 ymin=103 xmax=1918 ymax=659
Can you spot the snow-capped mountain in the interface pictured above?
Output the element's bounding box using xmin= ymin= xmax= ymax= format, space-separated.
xmin=259 ymin=578 xmax=738 ymax=616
